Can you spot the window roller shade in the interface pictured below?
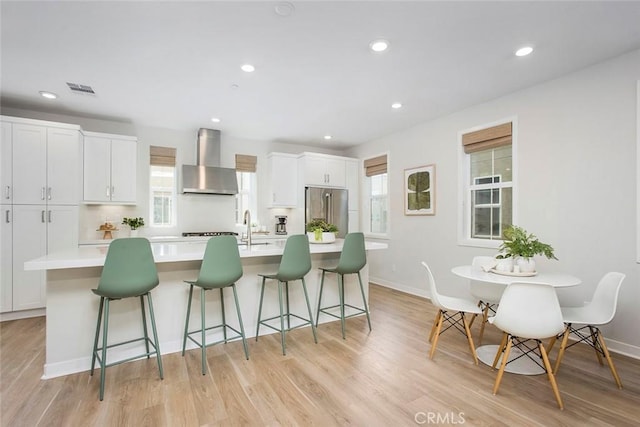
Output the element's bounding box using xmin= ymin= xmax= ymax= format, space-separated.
xmin=235 ymin=154 xmax=257 ymax=173
xmin=365 ymin=154 xmax=387 ymax=177
xmin=462 ymin=122 xmax=512 ymax=154
xmin=150 ymin=146 xmax=176 ymax=166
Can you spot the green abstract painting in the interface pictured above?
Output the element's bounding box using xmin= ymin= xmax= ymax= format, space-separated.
xmin=405 ymin=164 xmax=435 ymax=215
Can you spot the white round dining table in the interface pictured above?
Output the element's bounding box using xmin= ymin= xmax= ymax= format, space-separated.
xmin=451 ymin=265 xmax=581 ymax=375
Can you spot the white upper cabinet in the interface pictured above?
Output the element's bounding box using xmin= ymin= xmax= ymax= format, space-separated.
xmin=267 ymin=153 xmax=298 ymax=208
xmin=83 ymin=132 xmax=137 ymax=204
xmin=0 ymin=122 xmax=12 ymax=203
xmin=10 ymin=122 xmax=80 ymax=205
xmin=299 ymin=153 xmax=347 ymax=188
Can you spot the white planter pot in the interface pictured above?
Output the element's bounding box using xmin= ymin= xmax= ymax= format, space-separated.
xmin=495 ymin=257 xmax=513 ymax=272
xmin=129 ymin=229 xmax=139 ymax=237
xmin=307 ymin=231 xmax=336 ymax=244
xmin=516 ymin=257 xmax=536 ymax=273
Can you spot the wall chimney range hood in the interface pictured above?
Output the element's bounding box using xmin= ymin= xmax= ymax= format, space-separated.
xmin=182 ymin=128 xmax=238 ymax=195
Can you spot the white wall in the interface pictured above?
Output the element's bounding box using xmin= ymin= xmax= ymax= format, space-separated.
xmin=0 ymin=106 xmax=345 ymax=240
xmin=348 ymin=49 xmax=640 ymax=356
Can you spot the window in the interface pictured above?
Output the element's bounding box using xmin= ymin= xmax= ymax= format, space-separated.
xmin=149 ymin=146 xmax=177 ymax=227
xmin=364 ymin=154 xmax=389 ymax=236
xmin=460 ymin=121 xmax=514 ymax=246
xmin=235 ymin=154 xmax=258 ymax=225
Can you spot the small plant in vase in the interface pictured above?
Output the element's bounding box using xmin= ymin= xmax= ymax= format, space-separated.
xmin=305 ymin=219 xmax=338 ymax=243
xmin=122 ymin=217 xmax=145 ymax=237
xmin=498 ymin=225 xmax=557 ymax=273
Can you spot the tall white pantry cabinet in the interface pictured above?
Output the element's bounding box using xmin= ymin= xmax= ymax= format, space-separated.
xmin=0 ymin=117 xmax=81 ymax=314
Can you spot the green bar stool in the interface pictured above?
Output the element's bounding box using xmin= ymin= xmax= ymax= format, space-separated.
xmin=182 ymin=235 xmax=249 ymax=375
xmin=255 ymin=234 xmax=317 ymax=355
xmin=90 ymin=238 xmax=164 ymax=401
xmin=315 ymin=232 xmax=372 ymax=339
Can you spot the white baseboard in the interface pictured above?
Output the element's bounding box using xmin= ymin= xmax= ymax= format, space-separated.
xmin=370 ymin=280 xmax=640 ymax=361
xmin=0 ymin=308 xmax=45 ymax=322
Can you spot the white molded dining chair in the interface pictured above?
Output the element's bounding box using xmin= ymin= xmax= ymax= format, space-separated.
xmin=550 ymin=272 xmax=625 ymax=389
xmin=489 ymin=282 xmax=565 ymax=409
xmin=421 ymin=261 xmax=482 ymax=364
xmin=468 ymin=256 xmax=504 ymax=344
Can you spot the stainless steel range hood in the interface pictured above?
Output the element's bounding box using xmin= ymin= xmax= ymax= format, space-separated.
xmin=182 ymin=129 xmax=238 ymax=195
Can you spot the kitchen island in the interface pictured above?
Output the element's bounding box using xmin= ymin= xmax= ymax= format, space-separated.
xmin=24 ymin=238 xmax=387 ymax=379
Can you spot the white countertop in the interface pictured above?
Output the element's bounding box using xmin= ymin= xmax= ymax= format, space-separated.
xmin=25 ymin=239 xmax=388 ymax=271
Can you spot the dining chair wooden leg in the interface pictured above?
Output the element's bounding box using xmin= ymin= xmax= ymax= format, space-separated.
xmin=461 ymin=313 xmax=478 ymax=365
xmin=428 ymin=311 xmax=441 ymax=343
xmin=597 ymin=331 xmax=623 ymax=389
xmin=589 ymin=326 xmax=604 ymax=366
xmin=547 ymin=335 xmax=557 ymax=354
xmin=539 ymin=341 xmax=564 ymax=410
xmin=468 ymin=301 xmax=482 ymax=328
xmin=492 ymin=332 xmax=509 ymax=369
xmin=429 ymin=310 xmax=445 ymax=360
xmin=493 ymin=337 xmax=512 ymax=395
xmin=553 ymin=326 xmax=571 ymax=374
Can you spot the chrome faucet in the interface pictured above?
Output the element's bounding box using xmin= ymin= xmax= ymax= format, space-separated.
xmin=242 ymin=209 xmax=252 ymax=247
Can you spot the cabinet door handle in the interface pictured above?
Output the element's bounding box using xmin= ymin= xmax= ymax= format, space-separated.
xmin=41 ymin=187 xmax=46 ymax=200
xmin=48 ymin=210 xmax=52 ymax=223
xmin=111 ymin=186 xmax=115 ymax=197
xmin=47 ymin=187 xmax=52 ymax=200
xmin=41 ymin=210 xmax=46 ymax=223
xmin=106 ymin=186 xmax=110 ymax=197
xmin=4 ymin=186 xmax=9 ymax=200
xmin=5 ymin=210 xmax=9 ymax=223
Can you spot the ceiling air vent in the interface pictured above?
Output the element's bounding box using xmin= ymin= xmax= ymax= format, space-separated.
xmin=66 ymin=82 xmax=95 ymax=94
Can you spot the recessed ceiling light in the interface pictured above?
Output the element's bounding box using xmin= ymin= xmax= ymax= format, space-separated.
xmin=369 ymin=39 xmax=389 ymax=53
xmin=324 ymin=135 xmax=332 ymax=140
xmin=274 ymin=2 xmax=295 ymax=17
xmin=211 ymin=117 xmax=221 ymax=123
xmin=391 ymin=102 xmax=402 ymax=109
xmin=39 ymin=91 xmax=57 ymax=99
xmin=515 ymin=46 xmax=533 ymax=57
xmin=241 ymin=64 xmax=255 ymax=73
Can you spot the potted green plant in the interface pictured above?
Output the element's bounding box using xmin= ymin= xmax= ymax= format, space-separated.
xmin=305 ymin=219 xmax=338 ymax=244
xmin=122 ymin=217 xmax=145 ymax=237
xmin=498 ymin=225 xmax=557 ymax=273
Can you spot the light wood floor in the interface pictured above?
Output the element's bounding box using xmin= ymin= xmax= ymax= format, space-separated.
xmin=1 ymin=284 xmax=639 ymax=426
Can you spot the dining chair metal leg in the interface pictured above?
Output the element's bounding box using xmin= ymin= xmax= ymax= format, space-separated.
xmin=492 ymin=332 xmax=509 ymax=369
xmin=277 ymin=281 xmax=286 ymax=355
xmin=220 ymin=288 xmax=228 ymax=342
xmin=140 ymin=295 xmax=150 ymax=357
xmin=429 ymin=310 xmax=445 ymax=360
xmin=461 ymin=313 xmax=478 ymax=365
xmin=182 ymin=285 xmax=194 ymax=355
xmin=539 ymin=340 xmax=564 ymax=409
xmin=90 ymin=296 xmax=104 ymax=376
xmin=493 ymin=336 xmax=512 ymax=395
xmin=356 ymin=271 xmax=372 ymax=332
xmin=338 ymin=274 xmax=346 ymax=339
xmin=99 ymin=298 xmax=110 ymax=401
xmin=315 ymin=271 xmax=327 ymax=327
xmin=145 ymin=292 xmax=163 ymax=379
xmin=301 ymin=278 xmax=318 ymax=344
xmin=200 ymin=288 xmax=207 ymax=375
xmin=232 ymin=284 xmax=249 ymax=360
xmin=255 ymin=277 xmax=267 ymax=340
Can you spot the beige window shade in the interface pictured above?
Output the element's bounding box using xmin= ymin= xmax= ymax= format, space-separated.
xmin=150 ymin=146 xmax=176 ymax=166
xmin=235 ymin=154 xmax=257 ymax=173
xmin=364 ymin=154 xmax=387 ymax=177
xmin=462 ymin=122 xmax=512 ymax=154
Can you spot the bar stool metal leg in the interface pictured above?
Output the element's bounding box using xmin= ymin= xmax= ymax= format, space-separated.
xmin=301 ymin=278 xmax=318 ymax=343
xmin=278 ymin=281 xmax=286 ymax=355
xmin=256 ymin=277 xmax=267 ymax=340
xmin=356 ymin=271 xmax=372 ymax=331
xmin=182 ymin=285 xmax=194 ymax=356
xmin=232 ymin=284 xmax=250 ymax=360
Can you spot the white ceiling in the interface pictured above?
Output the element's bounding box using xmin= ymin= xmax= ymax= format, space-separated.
xmin=2 ymin=1 xmax=640 ymax=148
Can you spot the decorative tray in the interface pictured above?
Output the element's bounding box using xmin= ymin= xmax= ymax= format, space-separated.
xmin=489 ymin=268 xmax=537 ymax=277
xmin=309 ymin=240 xmax=335 ymax=244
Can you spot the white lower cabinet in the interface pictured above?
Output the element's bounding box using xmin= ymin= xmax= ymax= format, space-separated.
xmin=0 ymin=205 xmax=12 ymax=313
xmin=9 ymin=204 xmax=78 ymax=312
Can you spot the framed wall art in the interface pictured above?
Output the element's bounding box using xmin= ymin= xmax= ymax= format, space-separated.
xmin=404 ymin=164 xmax=435 ymax=215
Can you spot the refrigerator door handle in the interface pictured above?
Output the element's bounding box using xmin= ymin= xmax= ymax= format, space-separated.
xmin=325 ymin=192 xmax=332 ymax=224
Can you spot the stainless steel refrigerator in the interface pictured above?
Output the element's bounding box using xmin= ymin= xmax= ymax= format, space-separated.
xmin=305 ymin=186 xmax=348 ymax=238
